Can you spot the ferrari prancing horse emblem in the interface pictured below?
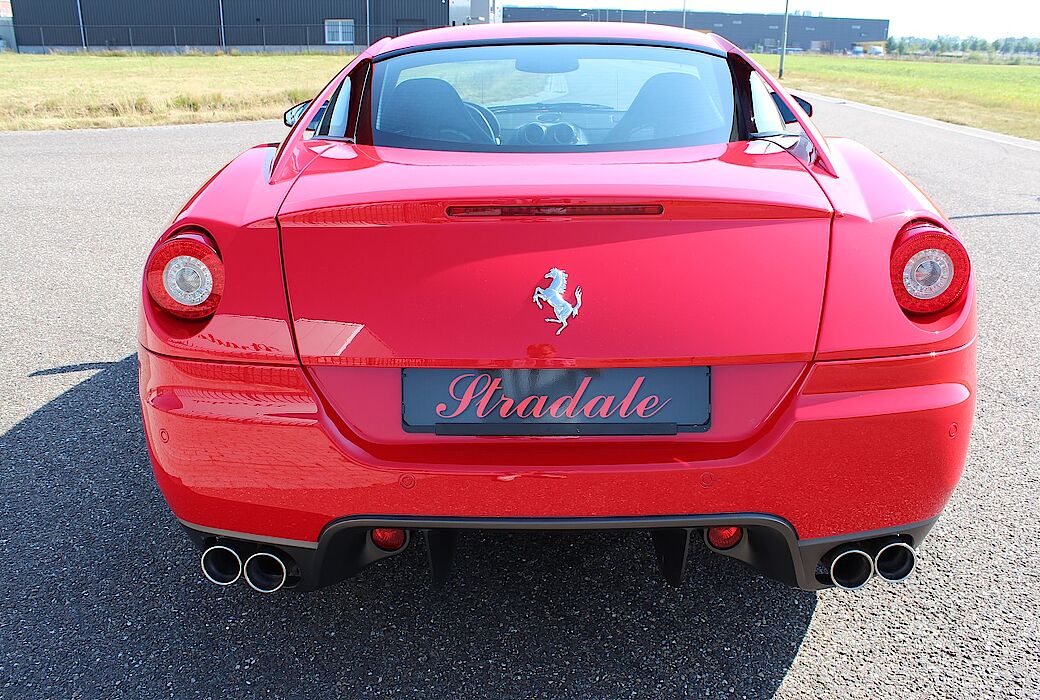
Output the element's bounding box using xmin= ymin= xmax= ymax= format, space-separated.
xmin=533 ymin=268 xmax=583 ymax=335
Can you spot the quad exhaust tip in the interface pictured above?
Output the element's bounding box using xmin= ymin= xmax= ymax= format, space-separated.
xmin=829 ymin=548 xmax=874 ymax=591
xmin=874 ymin=541 xmax=917 ymax=583
xmin=201 ymin=545 xmax=242 ymax=586
xmin=243 ymin=551 xmax=289 ymax=594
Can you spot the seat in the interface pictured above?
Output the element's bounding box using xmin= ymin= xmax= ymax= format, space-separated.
xmin=606 ymin=72 xmax=722 ymax=144
xmin=378 ymin=78 xmax=494 ymax=145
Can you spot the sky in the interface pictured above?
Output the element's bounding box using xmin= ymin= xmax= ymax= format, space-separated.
xmin=505 ymin=0 xmax=1040 ymax=39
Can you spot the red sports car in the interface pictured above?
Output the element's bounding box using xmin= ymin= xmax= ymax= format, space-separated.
xmin=138 ymin=22 xmax=975 ymax=594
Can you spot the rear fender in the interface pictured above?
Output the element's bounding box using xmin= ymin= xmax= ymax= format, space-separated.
xmin=139 ymin=144 xmax=324 ymax=364
xmin=813 ymin=138 xmax=976 ymax=360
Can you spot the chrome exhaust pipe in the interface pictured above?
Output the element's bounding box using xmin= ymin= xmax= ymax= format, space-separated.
xmin=243 ymin=551 xmax=289 ymax=594
xmin=200 ymin=545 xmax=242 ymax=586
xmin=874 ymin=541 xmax=917 ymax=583
xmin=828 ymin=547 xmax=874 ymax=591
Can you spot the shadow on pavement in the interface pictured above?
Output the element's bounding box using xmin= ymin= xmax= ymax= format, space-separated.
xmin=1 ymin=356 xmax=816 ymax=699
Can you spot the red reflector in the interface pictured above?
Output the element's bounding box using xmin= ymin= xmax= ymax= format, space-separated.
xmin=707 ymin=526 xmax=743 ymax=550
xmin=446 ymin=204 xmax=663 ymax=218
xmin=371 ymin=528 xmax=407 ymax=551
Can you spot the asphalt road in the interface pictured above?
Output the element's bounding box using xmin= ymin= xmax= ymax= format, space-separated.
xmin=1 ymin=100 xmax=1039 ymax=700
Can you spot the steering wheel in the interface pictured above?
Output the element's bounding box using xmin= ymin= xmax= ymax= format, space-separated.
xmin=464 ymin=102 xmax=501 ymax=144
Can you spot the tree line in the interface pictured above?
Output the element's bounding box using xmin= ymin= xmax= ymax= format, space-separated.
xmin=885 ymin=35 xmax=1040 ymax=55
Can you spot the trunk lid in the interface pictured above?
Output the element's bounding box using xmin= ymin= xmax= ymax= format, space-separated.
xmin=277 ymin=142 xmax=831 ymax=455
xmin=278 ymin=141 xmax=832 ymax=368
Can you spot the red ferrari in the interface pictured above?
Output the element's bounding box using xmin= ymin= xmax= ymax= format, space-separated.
xmin=138 ymin=22 xmax=975 ymax=594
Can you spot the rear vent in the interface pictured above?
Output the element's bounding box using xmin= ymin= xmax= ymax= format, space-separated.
xmin=446 ymin=204 xmax=664 ymax=218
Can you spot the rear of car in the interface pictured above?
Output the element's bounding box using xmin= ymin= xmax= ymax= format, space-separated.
xmin=138 ymin=23 xmax=975 ymax=594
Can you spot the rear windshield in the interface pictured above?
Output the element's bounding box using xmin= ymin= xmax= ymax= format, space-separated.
xmin=365 ymin=44 xmax=737 ymax=152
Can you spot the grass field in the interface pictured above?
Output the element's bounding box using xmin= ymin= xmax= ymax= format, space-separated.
xmin=1 ymin=52 xmax=1038 ymax=139
xmin=0 ymin=53 xmax=351 ymax=130
xmin=753 ymin=53 xmax=1040 ymax=139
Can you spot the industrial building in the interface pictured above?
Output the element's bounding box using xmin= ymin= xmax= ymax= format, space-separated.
xmin=0 ymin=0 xmax=15 ymax=52
xmin=10 ymin=0 xmax=452 ymax=52
xmin=504 ymin=6 xmax=889 ymax=53
xmin=10 ymin=1 xmax=886 ymax=54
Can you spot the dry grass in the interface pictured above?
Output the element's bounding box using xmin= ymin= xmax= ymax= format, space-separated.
xmin=0 ymin=53 xmax=350 ymax=130
xmin=2 ymin=52 xmax=1039 ymax=139
xmin=753 ymin=53 xmax=1040 ymax=140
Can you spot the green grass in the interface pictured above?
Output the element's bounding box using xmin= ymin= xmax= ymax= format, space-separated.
xmin=0 ymin=53 xmax=351 ymax=130
xmin=753 ymin=53 xmax=1040 ymax=139
xmin=1 ymin=52 xmax=1039 ymax=139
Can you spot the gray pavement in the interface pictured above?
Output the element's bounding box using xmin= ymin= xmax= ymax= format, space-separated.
xmin=0 ymin=100 xmax=1038 ymax=699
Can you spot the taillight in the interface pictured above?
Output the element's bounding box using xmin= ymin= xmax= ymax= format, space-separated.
xmin=145 ymin=231 xmax=224 ymax=320
xmin=890 ymin=224 xmax=970 ymax=315
xmin=446 ymin=204 xmax=663 ymax=217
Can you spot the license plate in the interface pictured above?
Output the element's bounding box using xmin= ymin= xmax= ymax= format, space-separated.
xmin=402 ymin=367 xmax=710 ymax=435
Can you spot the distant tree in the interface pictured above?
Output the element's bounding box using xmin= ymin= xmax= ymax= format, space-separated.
xmin=885 ymin=34 xmax=1039 ymax=58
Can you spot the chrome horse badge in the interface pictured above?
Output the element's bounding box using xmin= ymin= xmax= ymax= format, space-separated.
xmin=533 ymin=268 xmax=583 ymax=335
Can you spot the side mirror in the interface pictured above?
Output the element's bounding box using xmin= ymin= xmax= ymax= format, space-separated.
xmin=284 ymin=101 xmax=310 ymax=127
xmin=771 ymin=93 xmax=813 ymax=124
xmin=283 ymin=100 xmax=327 ymax=130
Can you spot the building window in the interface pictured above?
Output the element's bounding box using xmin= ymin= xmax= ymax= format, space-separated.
xmin=713 ymin=23 xmax=723 ymax=27
xmin=732 ymin=20 xmax=742 ymax=24
xmin=769 ymin=25 xmax=779 ymax=29
xmin=805 ymin=26 xmax=815 ymax=31
xmin=851 ymin=25 xmax=860 ymax=29
xmin=325 ymin=19 xmax=355 ymax=45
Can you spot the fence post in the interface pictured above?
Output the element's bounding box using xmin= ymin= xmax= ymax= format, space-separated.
xmin=172 ymin=25 xmax=177 ymax=47
xmin=305 ymin=25 xmax=309 ymax=47
xmin=128 ymin=26 xmax=133 ymax=50
xmin=39 ymin=26 xmax=45 ymax=50
xmin=262 ymin=25 xmax=266 ymax=49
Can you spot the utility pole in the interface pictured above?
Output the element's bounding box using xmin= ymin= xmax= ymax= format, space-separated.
xmin=779 ymin=0 xmax=790 ymax=78
xmin=217 ymin=0 xmax=226 ymax=50
xmin=366 ymin=0 xmax=372 ymax=45
xmin=75 ymin=0 xmax=86 ymax=48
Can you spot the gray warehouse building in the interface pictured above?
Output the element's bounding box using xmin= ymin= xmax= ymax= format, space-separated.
xmin=504 ymin=6 xmax=889 ymax=52
xmin=11 ymin=0 xmax=451 ymax=51
xmin=10 ymin=1 xmax=887 ymax=53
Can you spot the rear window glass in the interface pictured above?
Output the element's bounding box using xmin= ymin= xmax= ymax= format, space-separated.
xmin=365 ymin=44 xmax=736 ymax=152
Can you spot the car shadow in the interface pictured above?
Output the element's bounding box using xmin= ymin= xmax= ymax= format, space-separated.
xmin=1 ymin=355 xmax=816 ymax=700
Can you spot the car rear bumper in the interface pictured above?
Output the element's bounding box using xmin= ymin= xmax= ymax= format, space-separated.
xmin=140 ymin=339 xmax=974 ymax=589
xmin=181 ymin=513 xmax=938 ymax=592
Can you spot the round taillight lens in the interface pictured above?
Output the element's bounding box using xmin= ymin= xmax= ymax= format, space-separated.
xmin=890 ymin=227 xmax=970 ymax=315
xmin=145 ymin=232 xmax=224 ymax=320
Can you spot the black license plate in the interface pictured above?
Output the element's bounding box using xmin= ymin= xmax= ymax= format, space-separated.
xmin=402 ymin=367 xmax=710 ymax=435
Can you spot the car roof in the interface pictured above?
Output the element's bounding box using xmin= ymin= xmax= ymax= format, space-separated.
xmin=372 ymin=21 xmax=727 ymax=56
